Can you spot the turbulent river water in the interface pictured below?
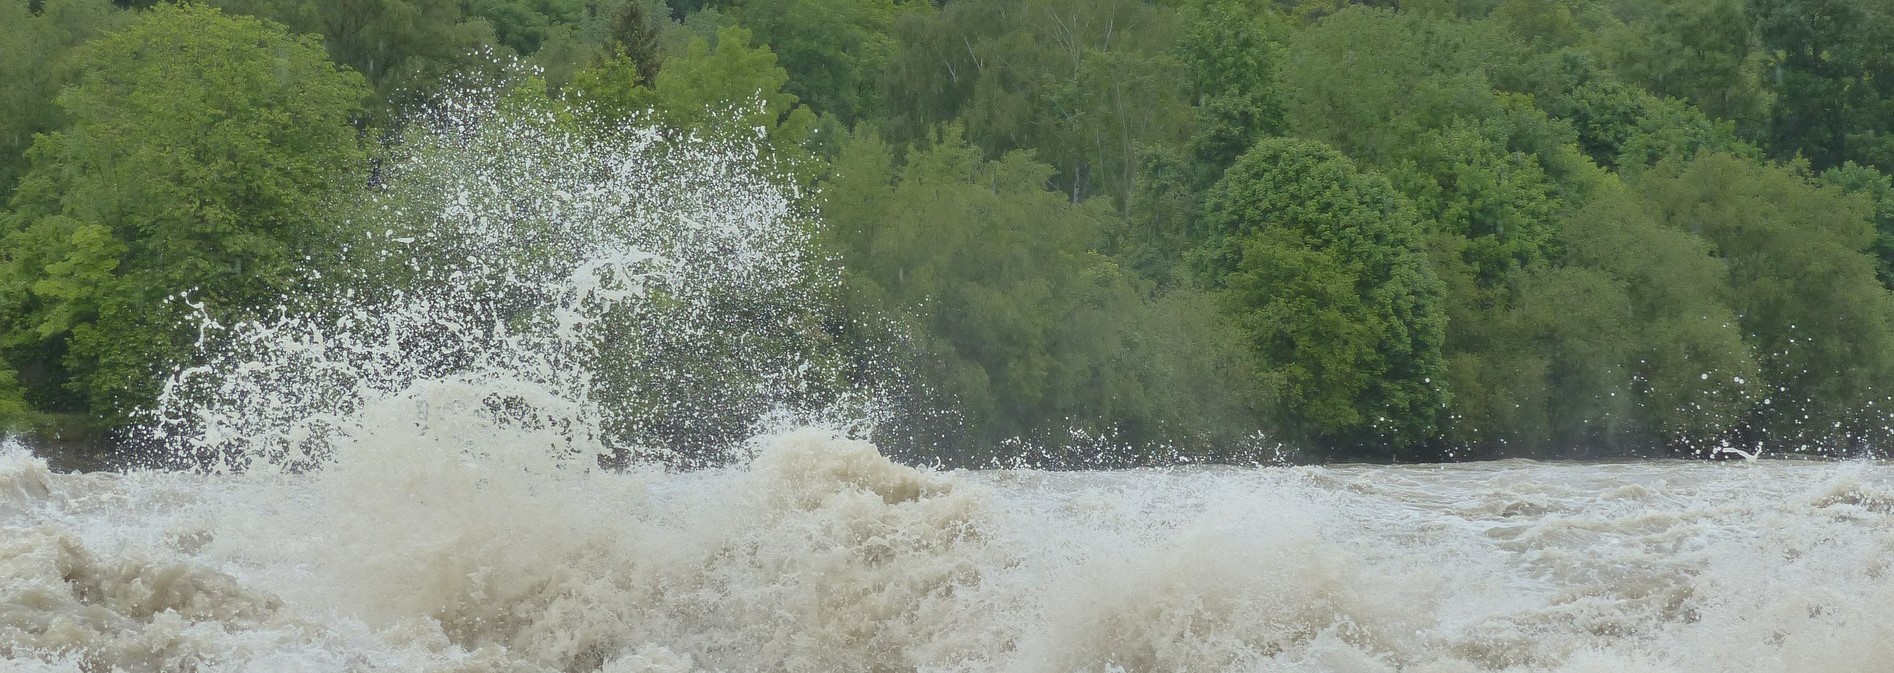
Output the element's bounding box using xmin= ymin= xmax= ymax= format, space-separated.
xmin=8 ymin=104 xmax=1894 ymax=672
xmin=5 ymin=438 xmax=1894 ymax=673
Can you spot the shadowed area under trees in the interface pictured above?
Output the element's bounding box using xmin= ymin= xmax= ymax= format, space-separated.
xmin=6 ymin=0 xmax=1894 ymax=464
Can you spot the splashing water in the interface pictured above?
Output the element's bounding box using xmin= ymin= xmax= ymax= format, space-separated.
xmin=10 ymin=436 xmax=1894 ymax=672
xmin=8 ymin=105 xmax=1894 ymax=673
xmin=142 ymin=97 xmax=858 ymax=473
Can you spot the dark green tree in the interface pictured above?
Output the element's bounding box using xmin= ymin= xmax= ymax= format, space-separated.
xmin=1436 ymin=180 xmax=1763 ymax=458
xmin=1491 ymin=0 xmax=1579 ymax=48
xmin=1119 ymin=144 xmax=1201 ymax=283
xmin=1639 ymin=152 xmax=1894 ymax=451
xmin=1558 ymin=77 xmax=1752 ymax=171
xmin=0 ymin=0 xmax=129 ymax=197
xmin=464 ymin=0 xmax=585 ymax=55
xmin=875 ymin=0 xmax=1192 ymax=203
xmin=1557 ymin=181 xmax=1760 ymax=451
xmin=724 ymin=0 xmax=903 ymax=122
xmin=1821 ymin=161 xmax=1894 ymax=289
xmin=1278 ymin=6 xmax=1514 ymax=165
xmin=822 ymin=129 xmax=1266 ymax=461
xmin=208 ymin=0 xmax=497 ymax=109
xmin=1597 ymin=0 xmax=1770 ymax=132
xmin=1751 ymin=0 xmax=1894 ymax=171
xmin=604 ymin=0 xmax=662 ymax=85
xmin=1198 ymin=137 xmax=1448 ymax=456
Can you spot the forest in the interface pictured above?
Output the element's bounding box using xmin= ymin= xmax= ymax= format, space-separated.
xmin=5 ymin=0 xmax=1894 ymax=465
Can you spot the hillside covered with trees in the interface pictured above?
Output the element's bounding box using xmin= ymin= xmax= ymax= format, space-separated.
xmin=6 ymin=0 xmax=1894 ymax=464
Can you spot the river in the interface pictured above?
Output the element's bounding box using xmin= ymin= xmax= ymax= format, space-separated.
xmin=9 ymin=102 xmax=1889 ymax=673
xmin=5 ymin=430 xmax=1891 ymax=672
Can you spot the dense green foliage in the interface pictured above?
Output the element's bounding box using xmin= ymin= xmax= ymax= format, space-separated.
xmin=0 ymin=0 xmax=131 ymax=197
xmin=1198 ymin=138 xmax=1445 ymax=455
xmin=0 ymin=363 xmax=26 ymax=432
xmin=824 ymin=129 xmax=1265 ymax=461
xmin=9 ymin=0 xmax=1894 ymax=462
xmin=1 ymin=4 xmax=367 ymax=427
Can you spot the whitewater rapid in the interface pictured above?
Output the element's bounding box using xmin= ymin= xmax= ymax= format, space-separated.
xmin=4 ymin=434 xmax=1891 ymax=673
xmin=9 ymin=92 xmax=1888 ymax=673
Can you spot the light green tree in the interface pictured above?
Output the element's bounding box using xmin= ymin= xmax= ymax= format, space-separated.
xmin=1392 ymin=110 xmax=1563 ymax=286
xmin=0 ymin=363 xmax=26 ymax=432
xmin=1178 ymin=0 xmax=1286 ymax=184
xmin=0 ymin=4 xmax=368 ymax=426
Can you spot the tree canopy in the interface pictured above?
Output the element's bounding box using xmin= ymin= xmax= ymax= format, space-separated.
xmin=1198 ymin=138 xmax=1447 ymax=457
xmin=0 ymin=3 xmax=367 ymax=426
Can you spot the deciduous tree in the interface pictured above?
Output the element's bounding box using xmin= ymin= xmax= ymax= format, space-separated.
xmin=1639 ymin=152 xmax=1894 ymax=449
xmin=1198 ymin=137 xmax=1448 ymax=456
xmin=0 ymin=4 xmax=368 ymax=425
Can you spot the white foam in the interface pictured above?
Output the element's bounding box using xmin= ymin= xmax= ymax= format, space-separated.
xmin=10 ymin=440 xmax=1894 ymax=671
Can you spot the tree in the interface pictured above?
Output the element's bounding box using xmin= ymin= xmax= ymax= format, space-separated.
xmin=1558 ymin=182 xmax=1760 ymax=451
xmin=603 ymin=0 xmax=662 ymax=85
xmin=874 ymin=0 xmax=1192 ymax=203
xmin=821 ymin=129 xmax=1265 ymax=462
xmin=824 ymin=130 xmax=1108 ymax=451
xmin=1596 ymin=0 xmax=1770 ymax=133
xmin=0 ymin=0 xmax=129 ymax=197
xmin=570 ymin=25 xmax=807 ymax=136
xmin=1491 ymin=0 xmax=1579 ymax=48
xmin=1821 ymin=161 xmax=1894 ymax=289
xmin=1278 ymin=6 xmax=1508 ymax=165
xmin=1751 ymin=0 xmax=1894 ymax=171
xmin=463 ymin=0 xmax=586 ymax=55
xmin=725 ymin=0 xmax=903 ymax=122
xmin=1556 ymin=76 xmax=1753 ymax=171
xmin=1504 ymin=266 xmax=1635 ymax=453
xmin=1198 ymin=137 xmax=1448 ymax=456
xmin=1461 ymin=179 xmax=1762 ymax=456
xmin=208 ymin=0 xmax=497 ymax=111
xmin=1638 ymin=152 xmax=1894 ymax=451
xmin=1178 ymin=0 xmax=1287 ymax=185
xmin=0 ymin=4 xmax=368 ymax=426
xmin=1392 ymin=110 xmax=1562 ymax=286
xmin=0 ymin=363 xmax=25 ymax=431
xmin=1119 ymin=144 xmax=1200 ymax=283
